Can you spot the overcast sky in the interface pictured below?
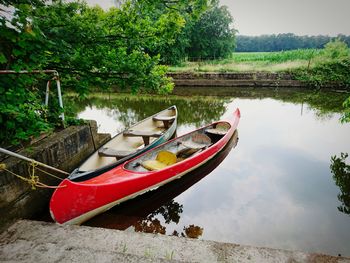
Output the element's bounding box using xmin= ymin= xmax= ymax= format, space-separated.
xmin=220 ymin=0 xmax=350 ymax=36
xmin=86 ymin=0 xmax=350 ymax=36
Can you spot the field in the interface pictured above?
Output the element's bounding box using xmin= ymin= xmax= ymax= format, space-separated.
xmin=168 ymin=49 xmax=323 ymax=72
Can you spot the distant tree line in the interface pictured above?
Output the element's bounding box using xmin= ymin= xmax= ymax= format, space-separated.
xmin=236 ymin=33 xmax=350 ymax=52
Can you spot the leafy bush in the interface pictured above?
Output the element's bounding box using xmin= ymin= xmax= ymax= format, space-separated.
xmin=295 ymin=58 xmax=350 ymax=88
xmin=1 ymin=0 xmax=206 ymax=146
xmin=0 ymin=75 xmax=55 ymax=146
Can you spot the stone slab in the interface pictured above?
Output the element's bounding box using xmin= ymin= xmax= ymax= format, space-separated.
xmin=1 ymin=220 xmax=349 ymax=263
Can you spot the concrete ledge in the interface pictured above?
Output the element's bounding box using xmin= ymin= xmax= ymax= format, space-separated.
xmin=172 ymin=79 xmax=304 ymax=87
xmin=167 ymin=72 xmax=305 ymax=88
xmin=0 ymin=220 xmax=349 ymax=263
xmin=0 ymin=122 xmax=110 ymax=232
xmin=167 ymin=72 xmax=295 ymax=80
xmin=167 ymin=72 xmax=348 ymax=89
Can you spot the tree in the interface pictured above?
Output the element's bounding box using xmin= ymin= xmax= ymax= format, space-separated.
xmin=0 ymin=0 xmax=55 ymax=145
xmin=187 ymin=1 xmax=236 ymax=60
xmin=136 ymin=0 xmax=210 ymax=65
xmin=0 ymin=0 xmax=209 ymax=145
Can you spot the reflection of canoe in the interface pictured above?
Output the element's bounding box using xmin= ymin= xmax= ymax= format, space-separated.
xmin=50 ymin=109 xmax=240 ymax=225
xmin=68 ymin=105 xmax=177 ymax=181
xmin=83 ymin=130 xmax=239 ymax=230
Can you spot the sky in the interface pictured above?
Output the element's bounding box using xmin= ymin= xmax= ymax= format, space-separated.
xmin=220 ymin=0 xmax=350 ymax=36
xmin=86 ymin=0 xmax=350 ymax=36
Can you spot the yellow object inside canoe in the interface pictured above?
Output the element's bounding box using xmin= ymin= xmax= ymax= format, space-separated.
xmin=142 ymin=150 xmax=177 ymax=171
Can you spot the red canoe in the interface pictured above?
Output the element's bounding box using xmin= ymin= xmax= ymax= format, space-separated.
xmin=50 ymin=109 xmax=241 ymax=225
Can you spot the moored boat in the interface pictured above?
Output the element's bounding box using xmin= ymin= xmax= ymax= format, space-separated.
xmin=68 ymin=105 xmax=178 ymax=181
xmin=83 ymin=130 xmax=239 ymax=230
xmin=50 ymin=108 xmax=240 ymax=225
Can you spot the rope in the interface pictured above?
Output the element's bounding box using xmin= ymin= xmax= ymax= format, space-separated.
xmin=35 ymin=166 xmax=65 ymax=181
xmin=0 ymin=162 xmax=66 ymax=189
xmin=28 ymin=160 xmax=39 ymax=189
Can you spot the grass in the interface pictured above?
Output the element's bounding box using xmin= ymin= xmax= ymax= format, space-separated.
xmin=168 ymin=49 xmax=323 ymax=73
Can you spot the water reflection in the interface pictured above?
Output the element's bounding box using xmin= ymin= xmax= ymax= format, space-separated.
xmin=65 ymin=94 xmax=230 ymax=128
xmin=173 ymin=86 xmax=349 ymax=117
xmin=330 ymin=153 xmax=350 ymax=215
xmin=83 ymin=131 xmax=239 ymax=239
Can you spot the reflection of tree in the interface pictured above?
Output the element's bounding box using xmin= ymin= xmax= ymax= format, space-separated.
xmin=182 ymin=225 xmax=204 ymax=239
xmin=171 ymin=225 xmax=204 ymax=239
xmin=330 ymin=153 xmax=350 ymax=215
xmin=152 ymin=200 xmax=183 ymax=224
xmin=123 ymin=199 xmax=204 ymax=239
xmin=65 ymin=94 xmax=228 ymax=127
xmin=65 ymin=88 xmax=348 ymax=125
xmin=133 ymin=200 xmax=183 ymax=235
xmin=134 ymin=218 xmax=166 ymax=235
xmin=175 ymin=87 xmax=348 ymax=118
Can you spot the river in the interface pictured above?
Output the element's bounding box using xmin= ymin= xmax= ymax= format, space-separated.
xmin=65 ymin=87 xmax=350 ymax=256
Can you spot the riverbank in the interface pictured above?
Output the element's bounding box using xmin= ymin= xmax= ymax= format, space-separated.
xmin=167 ymin=72 xmax=348 ymax=89
xmin=1 ymin=220 xmax=349 ymax=262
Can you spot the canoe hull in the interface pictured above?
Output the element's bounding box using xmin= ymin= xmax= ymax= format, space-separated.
xmin=50 ymin=109 xmax=240 ymax=225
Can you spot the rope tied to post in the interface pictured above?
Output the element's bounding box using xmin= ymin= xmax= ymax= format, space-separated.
xmin=28 ymin=160 xmax=40 ymax=189
xmin=0 ymin=161 xmax=66 ymax=189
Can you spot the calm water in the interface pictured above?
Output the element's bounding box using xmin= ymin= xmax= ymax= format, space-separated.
xmin=67 ymin=89 xmax=350 ymax=256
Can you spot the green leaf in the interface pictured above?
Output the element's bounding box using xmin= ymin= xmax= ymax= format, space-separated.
xmin=0 ymin=53 xmax=7 ymax=63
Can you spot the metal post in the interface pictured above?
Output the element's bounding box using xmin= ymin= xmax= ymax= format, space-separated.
xmin=54 ymin=72 xmax=65 ymax=121
xmin=45 ymin=80 xmax=50 ymax=106
xmin=0 ymin=147 xmax=69 ymax=175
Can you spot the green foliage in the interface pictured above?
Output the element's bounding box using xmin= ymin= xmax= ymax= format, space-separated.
xmin=341 ymin=96 xmax=350 ymax=123
xmin=287 ymin=40 xmax=350 ymax=123
xmin=153 ymin=1 xmax=236 ymax=65
xmin=295 ymin=59 xmax=350 ymax=88
xmin=0 ymin=0 xmax=208 ymax=146
xmin=187 ymin=2 xmax=236 ymax=60
xmin=0 ymin=76 xmax=53 ymax=146
xmin=169 ymin=49 xmax=319 ymax=72
xmin=330 ymin=153 xmax=350 ymax=215
xmin=322 ymin=39 xmax=350 ymax=59
xmin=230 ymin=49 xmax=319 ymax=63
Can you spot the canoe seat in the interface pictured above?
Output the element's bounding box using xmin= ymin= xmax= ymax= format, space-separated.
xmin=205 ymin=122 xmax=230 ymax=136
xmin=123 ymin=130 xmax=162 ymax=146
xmin=182 ymin=133 xmax=212 ymax=149
xmin=98 ymin=148 xmax=135 ymax=159
xmin=152 ymin=115 xmax=176 ymax=128
xmin=142 ymin=151 xmax=177 ymax=171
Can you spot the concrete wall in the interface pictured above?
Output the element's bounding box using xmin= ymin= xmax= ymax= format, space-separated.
xmin=0 ymin=121 xmax=110 ymax=232
xmin=168 ymin=72 xmax=295 ymax=80
xmin=167 ymin=72 xmax=305 ymax=87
